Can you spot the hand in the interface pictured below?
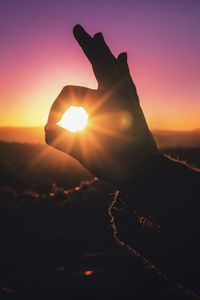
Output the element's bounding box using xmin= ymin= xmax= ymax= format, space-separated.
xmin=45 ymin=25 xmax=158 ymax=187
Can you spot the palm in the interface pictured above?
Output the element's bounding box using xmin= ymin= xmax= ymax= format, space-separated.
xmin=45 ymin=25 xmax=158 ymax=186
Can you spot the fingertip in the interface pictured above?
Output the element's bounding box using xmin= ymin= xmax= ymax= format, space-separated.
xmin=73 ymin=24 xmax=92 ymax=42
xmin=93 ymin=32 xmax=104 ymax=40
xmin=117 ymin=52 xmax=127 ymax=62
xmin=44 ymin=124 xmax=67 ymax=145
xmin=73 ymin=24 xmax=83 ymax=36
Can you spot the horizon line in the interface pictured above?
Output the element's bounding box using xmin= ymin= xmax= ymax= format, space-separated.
xmin=0 ymin=126 xmax=200 ymax=133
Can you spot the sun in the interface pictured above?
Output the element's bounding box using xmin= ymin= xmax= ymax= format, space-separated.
xmin=57 ymin=106 xmax=89 ymax=132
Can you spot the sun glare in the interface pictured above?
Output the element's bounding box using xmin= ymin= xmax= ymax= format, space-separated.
xmin=57 ymin=106 xmax=88 ymax=132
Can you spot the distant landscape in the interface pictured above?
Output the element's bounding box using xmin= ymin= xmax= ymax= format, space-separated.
xmin=0 ymin=127 xmax=200 ymax=148
xmin=0 ymin=140 xmax=200 ymax=298
xmin=0 ymin=141 xmax=200 ymax=193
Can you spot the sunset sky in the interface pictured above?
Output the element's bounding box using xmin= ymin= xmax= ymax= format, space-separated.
xmin=0 ymin=0 xmax=200 ymax=131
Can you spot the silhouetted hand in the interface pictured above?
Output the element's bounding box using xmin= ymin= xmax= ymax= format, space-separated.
xmin=45 ymin=25 xmax=158 ymax=186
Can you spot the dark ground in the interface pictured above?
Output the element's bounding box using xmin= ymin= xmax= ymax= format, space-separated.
xmin=0 ymin=141 xmax=199 ymax=299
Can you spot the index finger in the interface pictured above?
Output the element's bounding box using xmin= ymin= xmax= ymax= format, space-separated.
xmin=47 ymin=85 xmax=95 ymax=124
xmin=73 ymin=24 xmax=120 ymax=89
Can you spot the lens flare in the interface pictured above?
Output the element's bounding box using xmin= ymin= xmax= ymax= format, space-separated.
xmin=57 ymin=106 xmax=88 ymax=132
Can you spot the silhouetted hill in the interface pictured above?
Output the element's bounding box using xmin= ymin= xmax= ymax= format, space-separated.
xmin=0 ymin=141 xmax=199 ymax=194
xmin=154 ymin=129 xmax=200 ymax=148
xmin=0 ymin=127 xmax=200 ymax=148
xmin=0 ymin=141 xmax=92 ymax=192
xmin=0 ymin=141 xmax=199 ymax=299
xmin=0 ymin=127 xmax=44 ymax=144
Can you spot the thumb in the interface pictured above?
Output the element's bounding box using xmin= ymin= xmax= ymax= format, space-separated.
xmin=45 ymin=123 xmax=87 ymax=165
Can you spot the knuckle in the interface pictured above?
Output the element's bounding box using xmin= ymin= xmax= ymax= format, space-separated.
xmin=61 ymin=85 xmax=73 ymax=93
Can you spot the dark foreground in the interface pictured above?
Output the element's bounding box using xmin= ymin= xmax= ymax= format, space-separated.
xmin=0 ymin=142 xmax=200 ymax=299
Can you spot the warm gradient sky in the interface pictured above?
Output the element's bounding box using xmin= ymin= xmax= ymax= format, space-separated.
xmin=0 ymin=0 xmax=200 ymax=130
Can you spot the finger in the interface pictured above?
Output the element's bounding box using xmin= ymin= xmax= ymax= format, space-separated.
xmin=45 ymin=123 xmax=103 ymax=174
xmin=47 ymin=85 xmax=95 ymax=124
xmin=93 ymin=32 xmax=120 ymax=88
xmin=117 ymin=52 xmax=128 ymax=67
xmin=45 ymin=124 xmax=85 ymax=163
xmin=73 ymin=25 xmax=120 ymax=89
xmin=73 ymin=24 xmax=95 ymax=65
xmin=117 ymin=52 xmax=139 ymax=104
xmin=93 ymin=32 xmax=115 ymax=62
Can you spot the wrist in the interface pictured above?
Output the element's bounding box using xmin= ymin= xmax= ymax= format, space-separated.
xmin=116 ymin=153 xmax=170 ymax=196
